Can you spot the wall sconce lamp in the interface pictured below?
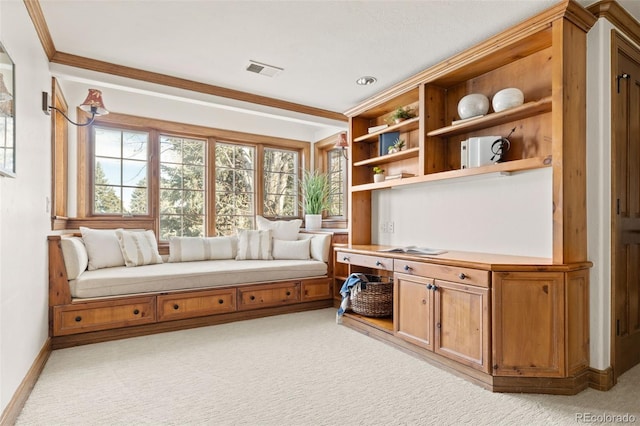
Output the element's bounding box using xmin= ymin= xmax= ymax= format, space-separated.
xmin=335 ymin=132 xmax=349 ymax=160
xmin=42 ymin=88 xmax=109 ymax=126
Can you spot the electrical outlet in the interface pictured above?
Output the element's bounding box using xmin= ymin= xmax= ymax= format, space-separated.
xmin=388 ymin=221 xmax=394 ymax=233
xmin=380 ymin=222 xmax=388 ymax=233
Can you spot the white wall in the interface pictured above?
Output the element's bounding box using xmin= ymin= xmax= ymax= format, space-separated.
xmin=0 ymin=1 xmax=53 ymax=414
xmin=372 ymin=168 xmax=553 ymax=258
xmin=586 ymin=18 xmax=613 ymax=371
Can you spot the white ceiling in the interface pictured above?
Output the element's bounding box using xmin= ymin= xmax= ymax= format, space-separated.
xmin=38 ymin=0 xmax=640 ymax=121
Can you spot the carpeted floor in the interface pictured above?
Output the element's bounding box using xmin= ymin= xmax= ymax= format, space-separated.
xmin=16 ymin=308 xmax=640 ymax=425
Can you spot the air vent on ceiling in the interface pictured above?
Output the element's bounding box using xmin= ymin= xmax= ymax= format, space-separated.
xmin=245 ymin=60 xmax=283 ymax=77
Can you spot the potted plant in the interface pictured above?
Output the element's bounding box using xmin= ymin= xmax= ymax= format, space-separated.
xmin=387 ymin=138 xmax=405 ymax=154
xmin=389 ymin=106 xmax=414 ymax=124
xmin=300 ymin=169 xmax=331 ymax=230
xmin=373 ymin=166 xmax=385 ymax=183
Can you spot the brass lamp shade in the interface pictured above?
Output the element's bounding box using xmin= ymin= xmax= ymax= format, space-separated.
xmin=79 ymin=89 xmax=108 ymax=116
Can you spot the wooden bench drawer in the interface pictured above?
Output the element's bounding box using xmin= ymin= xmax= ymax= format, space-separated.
xmin=53 ymin=297 xmax=156 ymax=336
xmin=157 ymin=288 xmax=236 ymax=321
xmin=393 ymin=260 xmax=490 ymax=288
xmin=302 ymin=278 xmax=332 ymax=301
xmin=238 ymin=281 xmax=300 ymax=310
xmin=336 ymin=251 xmax=393 ymax=271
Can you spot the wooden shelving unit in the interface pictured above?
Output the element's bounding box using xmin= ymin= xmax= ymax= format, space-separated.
xmin=353 ymin=147 xmax=420 ymax=168
xmin=354 ymin=117 xmax=420 ymax=143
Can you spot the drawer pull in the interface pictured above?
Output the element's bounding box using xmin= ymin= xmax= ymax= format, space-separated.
xmin=458 ymin=273 xmax=467 ymax=280
xmin=75 ymin=316 xmax=82 ymax=322
xmin=375 ymin=261 xmax=383 ymax=267
xmin=218 ymin=299 xmax=224 ymax=304
xmin=432 ymin=285 xmax=439 ymax=292
xmin=343 ymin=256 xmax=350 ymax=262
xmin=404 ymin=265 xmax=412 ymax=272
xmin=133 ymin=309 xmax=140 ymax=315
xmin=173 ymin=304 xmax=179 ymax=310
xmin=427 ymin=284 xmax=433 ymax=290
xmin=286 ymin=291 xmax=291 ymax=296
xmin=250 ymin=295 xmax=256 ymax=301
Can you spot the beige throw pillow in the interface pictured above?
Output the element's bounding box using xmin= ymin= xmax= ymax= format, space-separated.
xmin=255 ymin=215 xmax=302 ymax=241
xmin=272 ymin=238 xmax=311 ymax=260
xmin=115 ymin=229 xmax=163 ymax=267
xmin=80 ymin=227 xmax=126 ymax=270
xmin=168 ymin=236 xmax=237 ymax=262
xmin=60 ymin=237 xmax=89 ymax=279
xmin=235 ymin=229 xmax=273 ymax=260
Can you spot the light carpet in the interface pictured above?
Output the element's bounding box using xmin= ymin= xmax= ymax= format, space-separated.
xmin=16 ymin=308 xmax=640 ymax=425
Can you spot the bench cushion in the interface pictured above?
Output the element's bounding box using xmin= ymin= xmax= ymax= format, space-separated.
xmin=70 ymin=259 xmax=327 ymax=299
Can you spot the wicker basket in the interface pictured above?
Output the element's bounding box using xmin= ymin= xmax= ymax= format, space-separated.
xmin=350 ymin=275 xmax=393 ymax=317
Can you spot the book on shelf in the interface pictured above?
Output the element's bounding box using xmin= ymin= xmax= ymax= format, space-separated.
xmin=378 ymin=246 xmax=447 ymax=255
xmin=368 ymin=124 xmax=389 ymax=134
xmin=385 ymin=173 xmax=416 ymax=180
xmin=379 ymin=131 xmax=399 ymax=156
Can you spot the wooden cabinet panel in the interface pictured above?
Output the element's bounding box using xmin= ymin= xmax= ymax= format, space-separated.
xmin=336 ymin=251 xmax=393 ymax=271
xmin=157 ymin=288 xmax=236 ymax=321
xmin=54 ymin=297 xmax=155 ymax=336
xmin=394 ymin=273 xmax=434 ymax=350
xmin=302 ymin=278 xmax=332 ymax=301
xmin=238 ymin=282 xmax=300 ymax=310
xmin=434 ymin=280 xmax=490 ymax=372
xmin=492 ymin=271 xmax=565 ymax=377
xmin=394 ymin=259 xmax=489 ymax=287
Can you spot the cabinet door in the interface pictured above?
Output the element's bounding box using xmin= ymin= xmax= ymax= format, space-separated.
xmin=434 ymin=280 xmax=490 ymax=372
xmin=492 ymin=271 xmax=565 ymax=377
xmin=393 ymin=273 xmax=434 ymax=350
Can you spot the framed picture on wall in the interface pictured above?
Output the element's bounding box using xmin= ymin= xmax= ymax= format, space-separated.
xmin=0 ymin=41 xmax=14 ymax=178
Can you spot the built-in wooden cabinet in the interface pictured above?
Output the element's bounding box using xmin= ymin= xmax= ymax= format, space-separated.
xmin=394 ymin=273 xmax=434 ymax=351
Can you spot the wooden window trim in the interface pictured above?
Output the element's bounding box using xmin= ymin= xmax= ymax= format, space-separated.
xmin=76 ymin=110 xmax=310 ymax=235
xmin=314 ymin=132 xmax=348 ymax=229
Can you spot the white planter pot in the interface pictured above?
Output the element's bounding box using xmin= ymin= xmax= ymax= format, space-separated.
xmin=305 ymin=214 xmax=322 ymax=230
xmin=373 ymin=174 xmax=385 ymax=183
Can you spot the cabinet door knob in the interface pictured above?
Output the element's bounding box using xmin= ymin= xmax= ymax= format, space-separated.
xmin=375 ymin=261 xmax=383 ymax=267
xmin=218 ymin=299 xmax=224 ymax=304
xmin=133 ymin=309 xmax=140 ymax=315
xmin=286 ymin=291 xmax=291 ymax=296
xmin=426 ymin=284 xmax=433 ymax=290
xmin=458 ymin=273 xmax=467 ymax=280
xmin=250 ymin=295 xmax=256 ymax=301
xmin=432 ymin=285 xmax=439 ymax=291
xmin=75 ymin=316 xmax=82 ymax=322
xmin=404 ymin=265 xmax=412 ymax=272
xmin=173 ymin=304 xmax=179 ymax=310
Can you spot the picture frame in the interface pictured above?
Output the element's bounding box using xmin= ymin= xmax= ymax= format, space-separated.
xmin=0 ymin=41 xmax=15 ymax=178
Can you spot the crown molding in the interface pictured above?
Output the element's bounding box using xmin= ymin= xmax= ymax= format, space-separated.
xmin=588 ymin=0 xmax=640 ymax=47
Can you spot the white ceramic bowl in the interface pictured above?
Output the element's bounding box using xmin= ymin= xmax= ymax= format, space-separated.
xmin=457 ymin=93 xmax=490 ymax=120
xmin=492 ymin=88 xmax=524 ymax=112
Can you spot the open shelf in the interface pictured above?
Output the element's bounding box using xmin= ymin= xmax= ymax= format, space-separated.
xmin=343 ymin=312 xmax=394 ymax=333
xmin=427 ymin=97 xmax=552 ymax=138
xmin=354 ymin=116 xmax=420 ymax=143
xmin=352 ymin=156 xmax=551 ymax=192
xmin=353 ymin=147 xmax=420 ymax=167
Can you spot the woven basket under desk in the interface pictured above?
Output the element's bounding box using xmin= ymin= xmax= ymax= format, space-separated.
xmin=349 ymin=275 xmax=393 ymax=318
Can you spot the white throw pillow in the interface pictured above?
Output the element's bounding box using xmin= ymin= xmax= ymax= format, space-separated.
xmin=80 ymin=227 xmax=126 ymax=270
xmin=272 ymin=238 xmax=311 ymax=260
xmin=297 ymin=233 xmax=331 ymax=262
xmin=168 ymin=236 xmax=237 ymax=262
xmin=235 ymin=229 xmax=273 ymax=260
xmin=60 ymin=237 xmax=89 ymax=280
xmin=115 ymin=229 xmax=163 ymax=267
xmin=255 ymin=215 xmax=302 ymax=241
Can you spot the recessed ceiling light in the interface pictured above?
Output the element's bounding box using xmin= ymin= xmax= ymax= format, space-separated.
xmin=356 ymin=76 xmax=377 ymax=86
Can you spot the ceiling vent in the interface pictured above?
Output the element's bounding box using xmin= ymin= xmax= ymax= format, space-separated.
xmin=245 ymin=60 xmax=283 ymax=77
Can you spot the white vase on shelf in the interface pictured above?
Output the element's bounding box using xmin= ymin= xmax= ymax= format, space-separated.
xmin=457 ymin=93 xmax=490 ymax=119
xmin=373 ymin=174 xmax=385 ymax=183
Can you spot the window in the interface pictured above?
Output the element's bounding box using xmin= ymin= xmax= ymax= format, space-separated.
xmin=93 ymin=127 xmax=149 ymax=215
xmin=263 ymin=148 xmax=299 ymax=217
xmin=326 ymin=148 xmax=346 ymax=217
xmin=215 ymin=142 xmax=256 ymax=235
xmin=159 ymin=135 xmax=206 ymax=239
xmin=80 ymin=113 xmax=309 ymax=240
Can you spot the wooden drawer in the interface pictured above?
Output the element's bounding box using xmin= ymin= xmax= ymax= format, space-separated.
xmin=393 ymin=260 xmax=490 ymax=288
xmin=336 ymin=251 xmax=393 ymax=271
xmin=53 ymin=297 xmax=156 ymax=336
xmin=302 ymin=278 xmax=332 ymax=301
xmin=238 ymin=281 xmax=301 ymax=310
xmin=157 ymin=288 xmax=236 ymax=321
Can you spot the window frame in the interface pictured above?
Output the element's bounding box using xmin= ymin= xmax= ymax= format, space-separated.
xmin=75 ymin=110 xmax=310 ymax=239
xmin=314 ymin=132 xmax=348 ymax=229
